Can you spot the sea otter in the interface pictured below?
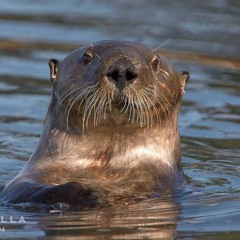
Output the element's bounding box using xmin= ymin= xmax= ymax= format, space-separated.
xmin=0 ymin=40 xmax=189 ymax=210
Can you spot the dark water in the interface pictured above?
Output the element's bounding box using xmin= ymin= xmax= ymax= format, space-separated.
xmin=0 ymin=0 xmax=240 ymax=239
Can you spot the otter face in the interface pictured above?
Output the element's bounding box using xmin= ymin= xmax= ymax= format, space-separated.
xmin=48 ymin=41 xmax=189 ymax=131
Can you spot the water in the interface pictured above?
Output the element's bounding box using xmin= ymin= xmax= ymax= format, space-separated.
xmin=0 ymin=0 xmax=240 ymax=239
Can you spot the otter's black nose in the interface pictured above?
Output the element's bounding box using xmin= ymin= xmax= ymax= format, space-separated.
xmin=106 ymin=59 xmax=139 ymax=90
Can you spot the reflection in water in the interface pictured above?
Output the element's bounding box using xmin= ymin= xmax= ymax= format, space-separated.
xmin=0 ymin=0 xmax=240 ymax=239
xmin=28 ymin=200 xmax=179 ymax=239
xmin=38 ymin=199 xmax=180 ymax=239
xmin=0 ymin=198 xmax=180 ymax=239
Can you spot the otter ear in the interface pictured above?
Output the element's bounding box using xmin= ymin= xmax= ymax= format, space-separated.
xmin=48 ymin=59 xmax=59 ymax=83
xmin=181 ymin=71 xmax=190 ymax=92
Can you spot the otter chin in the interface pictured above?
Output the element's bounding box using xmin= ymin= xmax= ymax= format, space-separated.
xmin=0 ymin=40 xmax=189 ymax=210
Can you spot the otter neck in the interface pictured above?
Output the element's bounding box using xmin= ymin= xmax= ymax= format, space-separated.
xmin=40 ymin=105 xmax=181 ymax=168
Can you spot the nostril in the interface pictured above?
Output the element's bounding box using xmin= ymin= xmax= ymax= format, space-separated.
xmin=126 ymin=70 xmax=138 ymax=81
xmin=107 ymin=70 xmax=119 ymax=82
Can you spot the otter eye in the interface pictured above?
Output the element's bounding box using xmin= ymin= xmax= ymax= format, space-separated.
xmin=151 ymin=56 xmax=160 ymax=72
xmin=82 ymin=53 xmax=92 ymax=65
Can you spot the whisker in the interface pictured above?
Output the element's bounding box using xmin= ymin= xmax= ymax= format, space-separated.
xmin=94 ymin=90 xmax=106 ymax=126
xmin=147 ymin=85 xmax=172 ymax=120
xmin=77 ymin=86 xmax=97 ymax=115
xmin=141 ymin=94 xmax=151 ymax=128
xmin=159 ymin=68 xmax=170 ymax=77
xmin=134 ymin=88 xmax=144 ymax=125
xmin=59 ymin=83 xmax=91 ymax=104
xmin=83 ymin=89 xmax=99 ymax=130
xmin=144 ymin=88 xmax=160 ymax=123
xmin=154 ymin=38 xmax=171 ymax=51
xmin=66 ymin=91 xmax=83 ymax=130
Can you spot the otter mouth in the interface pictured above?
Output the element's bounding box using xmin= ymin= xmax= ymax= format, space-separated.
xmin=61 ymin=83 xmax=169 ymax=131
xmin=112 ymin=93 xmax=126 ymax=109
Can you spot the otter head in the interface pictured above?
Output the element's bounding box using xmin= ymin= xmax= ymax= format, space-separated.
xmin=48 ymin=41 xmax=189 ymax=132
